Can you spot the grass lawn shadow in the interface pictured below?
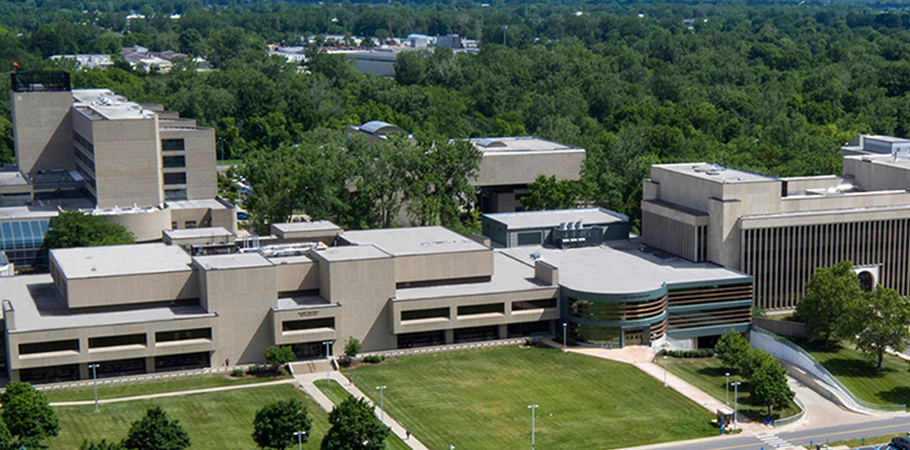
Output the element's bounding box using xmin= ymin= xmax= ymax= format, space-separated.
xmin=876 ymin=386 xmax=910 ymax=405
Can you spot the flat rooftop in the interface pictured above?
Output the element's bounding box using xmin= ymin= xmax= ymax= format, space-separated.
xmin=484 ymin=208 xmax=627 ymax=230
xmin=164 ymin=227 xmax=233 ymax=240
xmin=503 ymin=239 xmax=750 ymax=294
xmin=395 ymin=251 xmax=553 ymax=300
xmin=340 ymin=227 xmax=488 ymax=256
xmin=275 ymin=295 xmax=335 ymax=310
xmin=72 ymin=89 xmax=157 ymax=121
xmin=2 ymin=274 xmax=212 ymax=332
xmin=655 ymin=163 xmax=775 ymax=184
xmin=0 ymin=170 xmax=28 ymax=186
xmin=846 ymin=154 xmax=910 ymax=171
xmin=864 ymin=135 xmax=910 ymax=144
xmin=272 ymin=221 xmax=342 ymax=234
xmin=52 ymin=243 xmax=193 ymax=279
xmin=313 ymin=244 xmax=391 ymax=262
xmin=469 ymin=136 xmax=584 ymax=154
xmin=166 ymin=198 xmax=232 ymax=210
xmin=193 ymin=252 xmax=272 ymax=270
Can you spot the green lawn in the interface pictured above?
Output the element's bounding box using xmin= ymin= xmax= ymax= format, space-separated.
xmin=48 ymin=384 xmax=329 ymax=450
xmin=314 ymin=379 xmax=411 ymax=450
xmin=44 ymin=373 xmax=288 ymax=403
xmin=795 ymin=339 xmax=910 ymax=406
xmin=663 ymin=356 xmax=801 ymax=422
xmin=348 ymin=346 xmax=717 ymax=450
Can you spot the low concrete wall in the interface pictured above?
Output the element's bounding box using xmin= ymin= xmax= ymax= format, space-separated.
xmin=753 ymin=317 xmax=806 ymax=339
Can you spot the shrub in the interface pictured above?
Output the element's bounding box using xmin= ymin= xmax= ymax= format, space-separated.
xmin=525 ymin=337 xmax=535 ymax=346
xmin=363 ymin=355 xmax=385 ymax=364
xmin=247 ymin=365 xmax=261 ymax=375
xmin=231 ymin=368 xmax=244 ymax=378
xmin=660 ymin=349 xmax=714 ymax=358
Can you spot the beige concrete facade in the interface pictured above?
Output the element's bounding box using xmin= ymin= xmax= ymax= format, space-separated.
xmin=642 ymin=157 xmax=910 ymax=310
xmin=10 ymin=90 xmax=74 ymax=175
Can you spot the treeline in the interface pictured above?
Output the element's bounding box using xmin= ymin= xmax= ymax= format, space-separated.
xmin=6 ymin=1 xmax=910 ymax=228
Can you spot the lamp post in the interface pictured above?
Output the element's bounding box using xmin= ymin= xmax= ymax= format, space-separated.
xmin=376 ymin=385 xmax=387 ymax=422
xmin=562 ymin=322 xmax=567 ymax=351
xmin=323 ymin=341 xmax=331 ymax=381
xmin=502 ymin=26 xmax=508 ymax=46
xmin=725 ymin=373 xmax=730 ymax=405
xmin=88 ymin=364 xmax=100 ymax=413
xmin=292 ymin=430 xmax=306 ymax=450
xmin=732 ymin=381 xmax=742 ymax=429
xmin=528 ymin=404 xmax=538 ymax=450
xmin=662 ymin=355 xmax=668 ymax=386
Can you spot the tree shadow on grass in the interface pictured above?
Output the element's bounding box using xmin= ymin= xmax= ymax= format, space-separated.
xmin=877 ymin=386 xmax=910 ymax=405
xmin=823 ymin=358 xmax=893 ymax=379
xmin=696 ymin=366 xmax=733 ymax=378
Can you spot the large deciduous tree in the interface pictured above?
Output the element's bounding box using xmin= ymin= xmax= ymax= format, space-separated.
xmin=42 ymin=211 xmax=135 ymax=250
xmin=406 ymin=138 xmax=481 ymax=232
xmin=843 ymin=286 xmax=910 ymax=369
xmin=252 ymin=399 xmax=312 ymax=450
xmin=0 ymin=382 xmax=59 ymax=448
xmin=748 ymin=353 xmax=794 ymax=416
xmin=522 ymin=175 xmax=581 ymax=211
xmin=715 ymin=330 xmax=753 ymax=374
xmin=320 ymin=397 xmax=389 ymax=450
xmin=795 ymin=261 xmax=863 ymax=342
xmin=121 ymin=407 xmax=190 ymax=450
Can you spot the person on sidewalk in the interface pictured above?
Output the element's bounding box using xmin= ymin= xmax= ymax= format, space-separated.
xmin=406 ymin=430 xmax=411 ymax=440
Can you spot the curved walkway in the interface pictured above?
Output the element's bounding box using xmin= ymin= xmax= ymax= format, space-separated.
xmin=49 ymin=378 xmax=296 ymax=406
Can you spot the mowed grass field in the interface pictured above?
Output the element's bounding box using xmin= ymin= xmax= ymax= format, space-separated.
xmin=313 ymin=379 xmax=411 ymax=450
xmin=47 ymin=384 xmax=329 ymax=450
xmin=664 ymin=356 xmax=801 ymax=421
xmin=44 ymin=373 xmax=287 ymax=403
xmin=349 ymin=346 xmax=716 ymax=450
xmin=796 ymin=340 xmax=910 ymax=406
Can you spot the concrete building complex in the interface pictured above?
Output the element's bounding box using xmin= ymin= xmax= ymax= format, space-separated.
xmin=642 ymin=135 xmax=910 ymax=310
xmin=1 ymin=209 xmax=752 ymax=383
xmin=4 ymin=71 xmax=235 ymax=266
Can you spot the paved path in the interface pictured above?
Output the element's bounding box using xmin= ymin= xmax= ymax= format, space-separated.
xmin=294 ymin=371 xmax=431 ymax=450
xmin=49 ymin=378 xmax=296 ymax=406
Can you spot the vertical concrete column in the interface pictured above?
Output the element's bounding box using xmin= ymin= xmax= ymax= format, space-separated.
xmin=78 ymin=364 xmax=89 ymax=380
xmin=9 ymin=369 xmax=20 ymax=382
xmin=145 ymin=357 xmax=156 ymax=374
xmin=444 ymin=329 xmax=454 ymax=344
xmin=497 ymin=324 xmax=507 ymax=339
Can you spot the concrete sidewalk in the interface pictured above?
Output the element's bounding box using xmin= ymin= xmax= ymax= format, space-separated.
xmin=294 ymin=371 xmax=431 ymax=450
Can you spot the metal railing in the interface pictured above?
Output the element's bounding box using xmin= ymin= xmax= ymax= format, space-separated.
xmin=773 ymin=394 xmax=806 ymax=427
xmin=753 ymin=327 xmax=906 ymax=412
xmin=10 ymin=71 xmax=71 ymax=92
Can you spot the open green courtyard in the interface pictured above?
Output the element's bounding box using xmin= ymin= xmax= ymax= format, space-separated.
xmin=48 ymin=384 xmax=329 ymax=450
xmin=796 ymin=339 xmax=910 ymax=407
xmin=663 ymin=356 xmax=801 ymax=422
xmin=44 ymin=373 xmax=287 ymax=403
xmin=348 ymin=346 xmax=717 ymax=450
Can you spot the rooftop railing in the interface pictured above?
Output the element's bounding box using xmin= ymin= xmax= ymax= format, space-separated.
xmin=10 ymin=71 xmax=71 ymax=93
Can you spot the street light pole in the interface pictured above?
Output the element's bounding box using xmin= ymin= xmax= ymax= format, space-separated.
xmin=662 ymin=356 xmax=668 ymax=387
xmin=502 ymin=26 xmax=508 ymax=46
xmin=725 ymin=373 xmax=730 ymax=405
xmin=88 ymin=364 xmax=100 ymax=413
xmin=732 ymin=381 xmax=742 ymax=429
xmin=562 ymin=322 xmax=567 ymax=351
xmin=292 ymin=430 xmax=306 ymax=450
xmin=527 ymin=404 xmax=538 ymax=450
xmin=376 ymin=385 xmax=387 ymax=422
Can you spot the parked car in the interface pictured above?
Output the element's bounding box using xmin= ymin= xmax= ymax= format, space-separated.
xmin=891 ymin=436 xmax=910 ymax=450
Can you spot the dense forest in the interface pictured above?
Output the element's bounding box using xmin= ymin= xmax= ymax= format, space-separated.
xmin=5 ymin=0 xmax=910 ymax=229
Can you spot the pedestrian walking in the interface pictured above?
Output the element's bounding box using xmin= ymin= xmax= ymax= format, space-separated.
xmin=406 ymin=430 xmax=411 ymax=440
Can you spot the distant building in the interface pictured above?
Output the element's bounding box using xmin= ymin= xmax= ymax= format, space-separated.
xmin=345 ymin=120 xmax=412 ymax=143
xmin=119 ymin=47 xmax=191 ymax=73
xmin=5 ymin=71 xmax=234 ymax=266
xmin=49 ymin=54 xmax=113 ymax=70
xmin=437 ymin=34 xmax=464 ymax=49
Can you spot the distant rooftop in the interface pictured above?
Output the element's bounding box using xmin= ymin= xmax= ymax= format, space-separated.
xmin=272 ymin=221 xmax=342 ymax=234
xmin=163 ymin=227 xmax=233 ymax=240
xmin=504 ymin=239 xmax=750 ymax=294
xmin=484 ymin=208 xmax=627 ymax=230
xmin=52 ymin=243 xmax=193 ymax=279
xmin=396 ymin=251 xmax=551 ymax=300
xmin=469 ymin=136 xmax=584 ymax=154
xmin=655 ymin=163 xmax=775 ymax=183
xmin=0 ymin=170 xmax=28 ymax=187
xmin=340 ymin=227 xmax=488 ymax=256
xmin=313 ymin=244 xmax=391 ymax=262
xmin=193 ymin=252 xmax=272 ymax=271
xmin=166 ymin=198 xmax=232 ymax=210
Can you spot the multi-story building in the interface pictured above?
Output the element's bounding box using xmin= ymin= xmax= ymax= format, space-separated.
xmin=4 ymin=71 xmax=234 ymax=266
xmin=642 ymin=139 xmax=910 ymax=310
xmin=1 ymin=209 xmax=752 ymax=383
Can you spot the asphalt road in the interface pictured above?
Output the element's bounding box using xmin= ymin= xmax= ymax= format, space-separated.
xmin=633 ymin=415 xmax=910 ymax=450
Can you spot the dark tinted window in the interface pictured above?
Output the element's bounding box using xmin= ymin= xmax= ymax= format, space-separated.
xmin=161 ymin=139 xmax=185 ymax=151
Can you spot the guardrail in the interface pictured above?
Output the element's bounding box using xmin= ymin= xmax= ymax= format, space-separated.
xmin=752 ymin=327 xmax=906 ymax=413
xmin=773 ymin=393 xmax=806 ymax=427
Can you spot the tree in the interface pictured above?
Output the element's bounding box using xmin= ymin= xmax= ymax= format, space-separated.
xmin=0 ymin=382 xmax=59 ymax=447
xmin=264 ymin=346 xmax=297 ymax=369
xmin=252 ymin=399 xmax=312 ymax=450
xmin=795 ymin=261 xmax=864 ymax=342
xmin=522 ymin=175 xmax=581 ymax=211
xmin=0 ymin=416 xmax=13 ymax=450
xmin=122 ymin=407 xmax=190 ymax=450
xmin=406 ymin=138 xmax=481 ymax=231
xmin=352 ymin=136 xmax=417 ymax=229
xmin=42 ymin=211 xmax=135 ymax=250
xmin=715 ymin=330 xmax=752 ymax=373
xmin=321 ymin=397 xmax=389 ymax=450
xmin=344 ymin=337 xmax=361 ymax=360
xmin=844 ymin=286 xmax=910 ymax=369
xmin=748 ymin=353 xmax=794 ymax=417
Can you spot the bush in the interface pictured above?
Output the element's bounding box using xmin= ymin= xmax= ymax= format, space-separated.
xmin=247 ymin=365 xmax=261 ymax=375
xmin=363 ymin=355 xmax=385 ymax=364
xmin=660 ymin=349 xmax=714 ymax=358
xmin=231 ymin=368 xmax=244 ymax=378
xmin=525 ymin=337 xmax=535 ymax=346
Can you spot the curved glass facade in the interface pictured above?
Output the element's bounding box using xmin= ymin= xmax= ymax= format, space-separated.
xmin=562 ymin=287 xmax=669 ymax=347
